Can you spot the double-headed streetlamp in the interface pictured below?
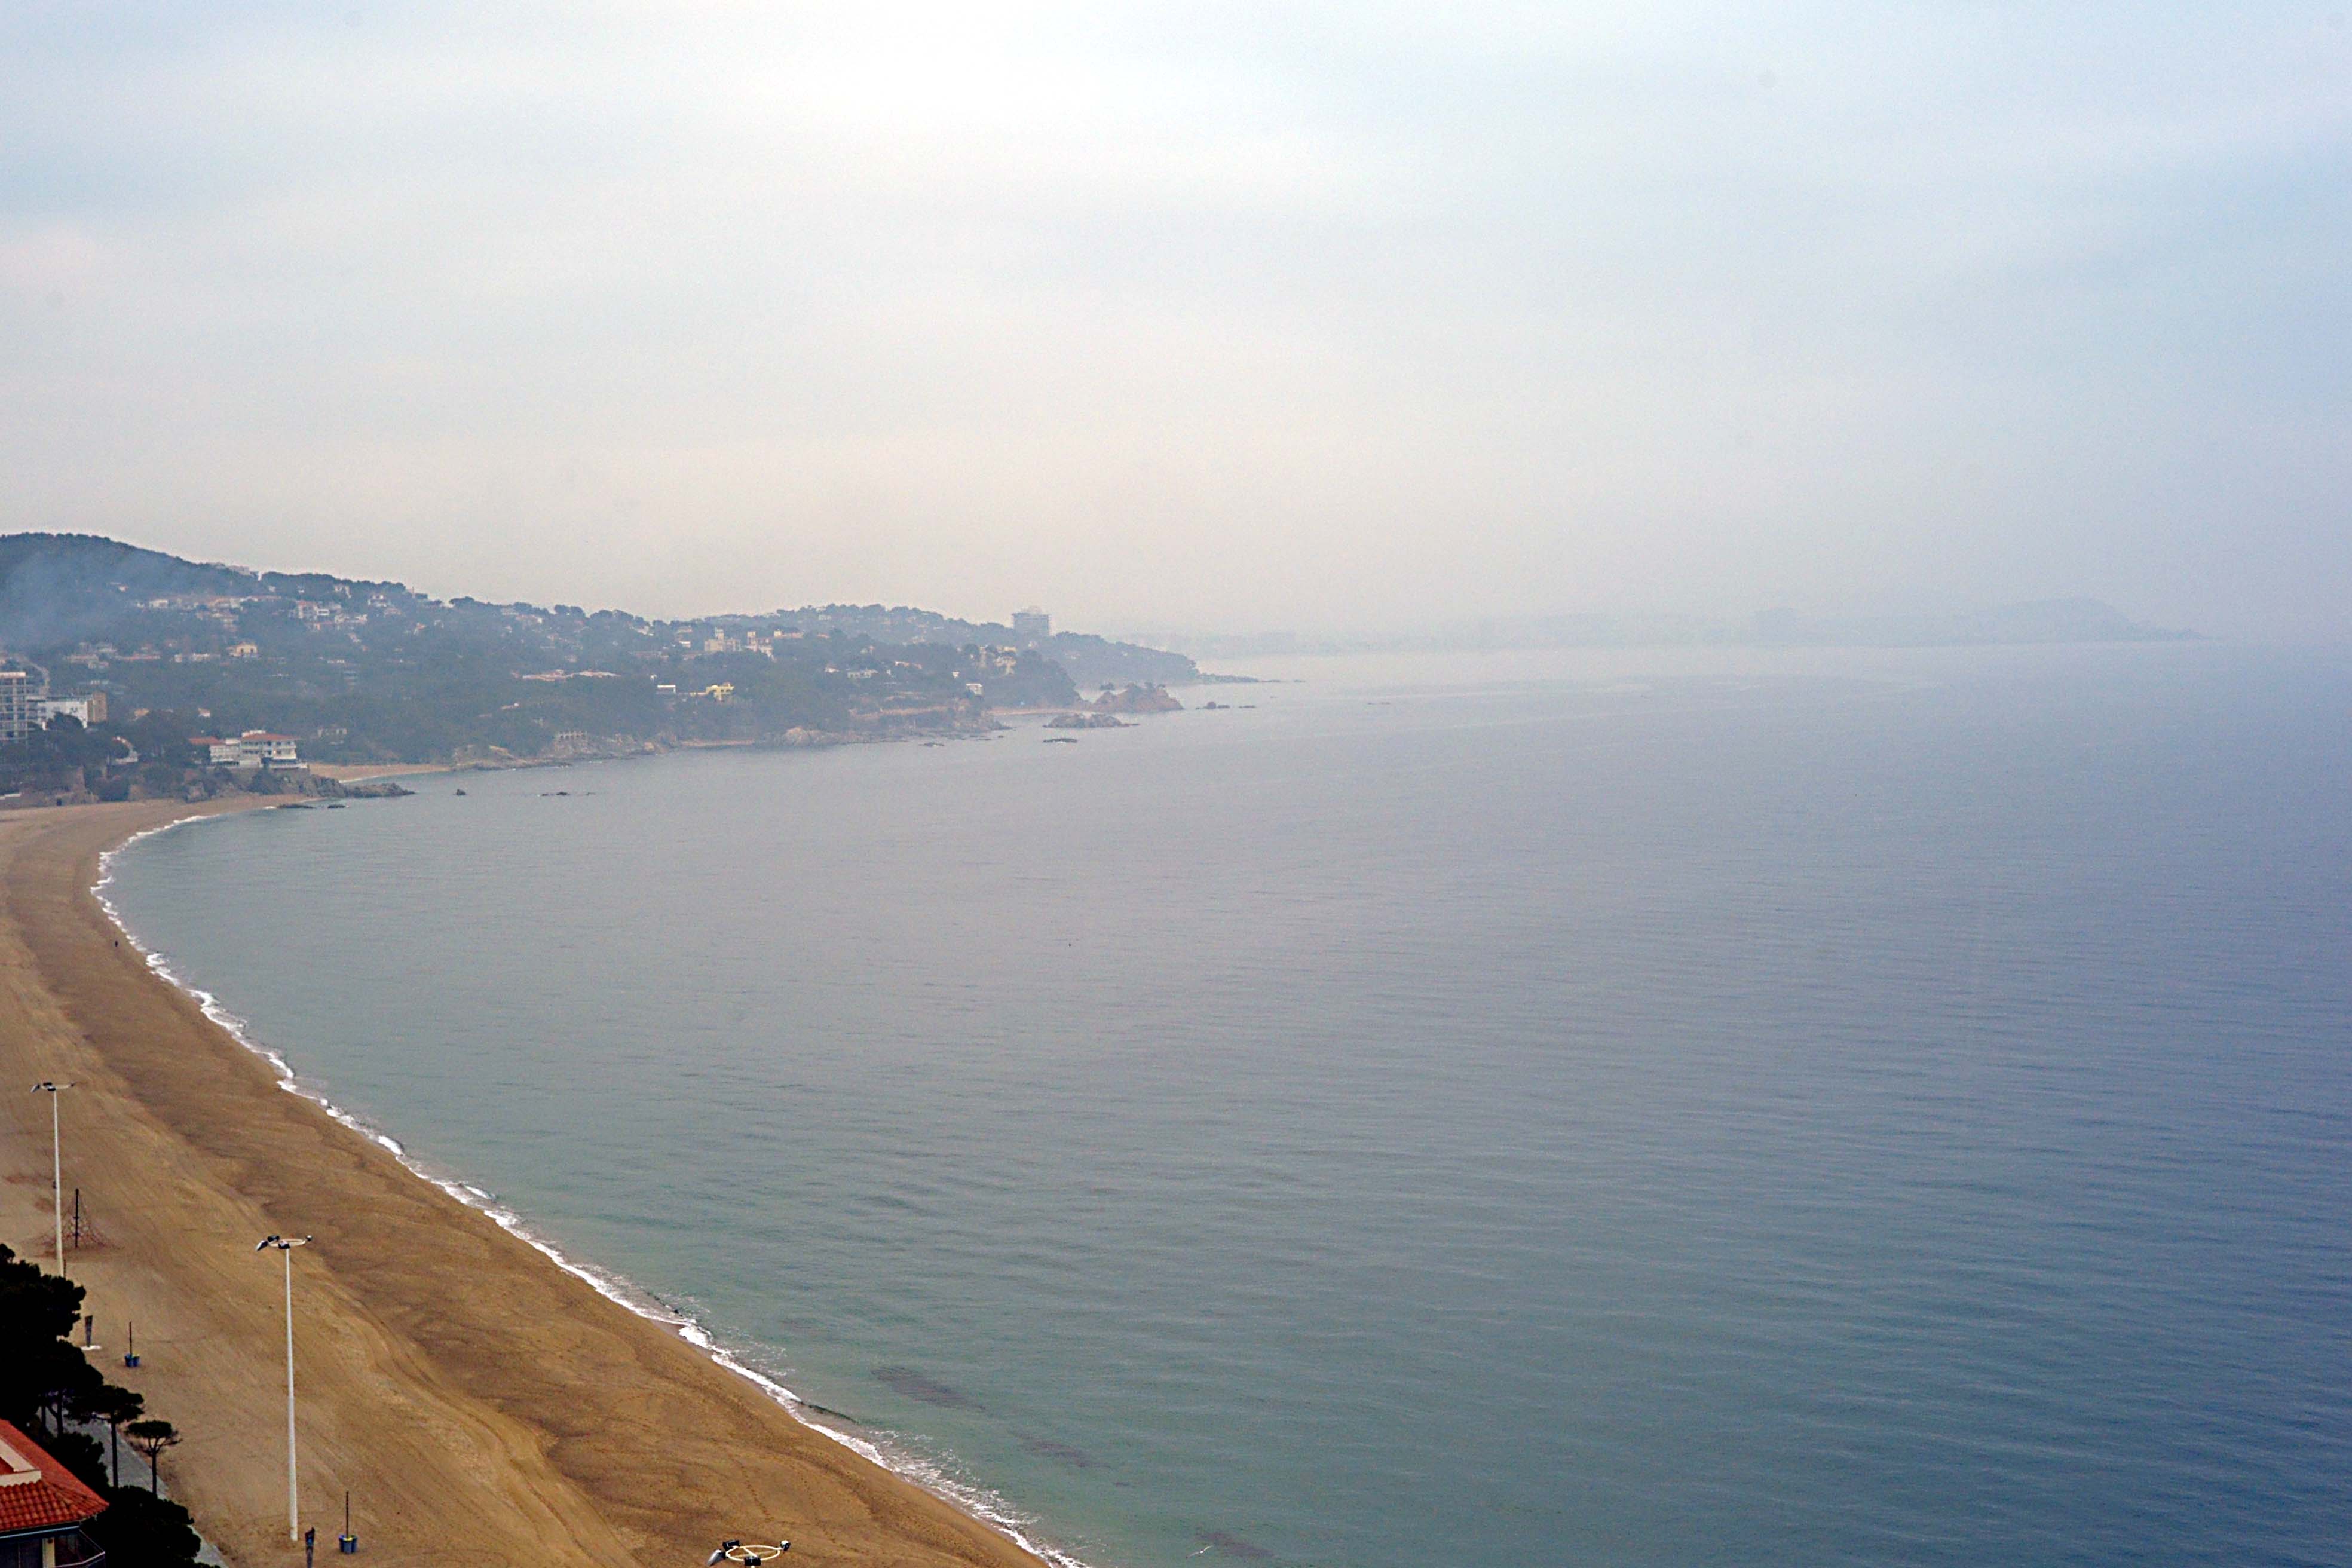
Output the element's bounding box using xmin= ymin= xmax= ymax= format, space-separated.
xmin=256 ymin=1235 xmax=312 ymax=1543
xmin=30 ymin=1082 xmax=73 ymax=1278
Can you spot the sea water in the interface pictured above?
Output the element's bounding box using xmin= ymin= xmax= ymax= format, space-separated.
xmin=100 ymin=645 xmax=2352 ymax=1566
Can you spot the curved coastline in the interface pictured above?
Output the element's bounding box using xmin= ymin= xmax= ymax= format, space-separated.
xmin=93 ymin=809 xmax=1092 ymax=1568
xmin=0 ymin=799 xmax=1066 ymax=1568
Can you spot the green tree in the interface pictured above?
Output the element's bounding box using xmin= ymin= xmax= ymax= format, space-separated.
xmin=86 ymin=1482 xmax=203 ymax=1566
xmin=87 ymin=1383 xmax=144 ymax=1487
xmin=0 ymin=1240 xmax=84 ymax=1343
xmin=0 ymin=1245 xmax=109 ymax=1490
xmin=125 ymin=1419 xmax=180 ymax=1495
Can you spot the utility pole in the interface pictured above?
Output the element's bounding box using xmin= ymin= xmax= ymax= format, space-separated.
xmin=31 ymin=1083 xmax=72 ymax=1277
xmin=256 ymin=1235 xmax=313 ymax=1542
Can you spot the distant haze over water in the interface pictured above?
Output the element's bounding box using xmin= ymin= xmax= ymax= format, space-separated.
xmin=1128 ymin=595 xmax=2196 ymax=661
xmin=106 ymin=644 xmax=2352 ymax=1566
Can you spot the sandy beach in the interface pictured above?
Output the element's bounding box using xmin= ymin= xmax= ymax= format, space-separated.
xmin=301 ymin=763 xmax=451 ymax=782
xmin=0 ymin=800 xmax=1046 ymax=1568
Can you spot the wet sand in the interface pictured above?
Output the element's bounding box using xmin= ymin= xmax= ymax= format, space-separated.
xmin=0 ymin=801 xmax=1046 ymax=1568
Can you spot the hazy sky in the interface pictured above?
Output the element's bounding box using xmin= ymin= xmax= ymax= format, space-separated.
xmin=2 ymin=5 xmax=2346 ymax=636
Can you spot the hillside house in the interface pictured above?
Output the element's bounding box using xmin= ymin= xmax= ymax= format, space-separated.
xmin=193 ymin=731 xmax=304 ymax=769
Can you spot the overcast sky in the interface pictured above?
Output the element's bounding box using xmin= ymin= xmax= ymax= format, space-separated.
xmin=2 ymin=5 xmax=2345 ymax=637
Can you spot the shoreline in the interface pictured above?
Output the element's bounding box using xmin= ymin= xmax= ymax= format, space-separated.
xmin=91 ymin=807 xmax=1090 ymax=1568
xmin=0 ymin=799 xmax=1061 ymax=1568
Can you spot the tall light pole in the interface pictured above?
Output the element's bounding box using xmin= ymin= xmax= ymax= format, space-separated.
xmin=30 ymin=1083 xmax=73 ymax=1278
xmin=256 ymin=1235 xmax=312 ymax=1542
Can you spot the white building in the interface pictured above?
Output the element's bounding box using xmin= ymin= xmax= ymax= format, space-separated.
xmin=193 ymin=730 xmax=304 ymax=769
xmin=37 ymin=693 xmax=106 ymax=727
xmin=243 ymin=731 xmax=301 ymax=767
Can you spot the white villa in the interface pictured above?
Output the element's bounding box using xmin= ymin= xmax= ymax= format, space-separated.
xmin=192 ymin=730 xmax=304 ymax=769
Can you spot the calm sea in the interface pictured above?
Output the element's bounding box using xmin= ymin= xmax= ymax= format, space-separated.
xmin=101 ymin=645 xmax=2352 ymax=1567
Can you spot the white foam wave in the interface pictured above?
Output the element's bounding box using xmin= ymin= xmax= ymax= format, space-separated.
xmin=96 ymin=814 xmax=1098 ymax=1568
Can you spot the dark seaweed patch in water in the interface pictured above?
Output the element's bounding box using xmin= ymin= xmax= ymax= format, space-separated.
xmin=1015 ymin=1433 xmax=1095 ymax=1468
xmin=872 ymin=1367 xmax=983 ymax=1410
xmin=798 ymin=1401 xmax=862 ymax=1425
xmin=1196 ymin=1532 xmax=1272 ymax=1560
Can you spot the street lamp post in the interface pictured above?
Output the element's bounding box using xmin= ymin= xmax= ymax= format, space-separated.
xmin=30 ymin=1083 xmax=73 ymax=1278
xmin=256 ymin=1235 xmax=313 ymax=1543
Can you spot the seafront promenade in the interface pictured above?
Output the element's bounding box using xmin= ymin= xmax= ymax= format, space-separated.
xmin=0 ymin=800 xmax=1044 ymax=1568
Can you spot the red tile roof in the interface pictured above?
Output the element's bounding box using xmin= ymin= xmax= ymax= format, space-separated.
xmin=0 ymin=1420 xmax=108 ymax=1535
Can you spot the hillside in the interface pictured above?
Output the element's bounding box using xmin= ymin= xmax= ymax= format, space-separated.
xmin=0 ymin=534 xmax=1193 ymax=769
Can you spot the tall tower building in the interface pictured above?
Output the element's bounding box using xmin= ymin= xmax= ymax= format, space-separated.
xmin=0 ymin=669 xmax=41 ymax=743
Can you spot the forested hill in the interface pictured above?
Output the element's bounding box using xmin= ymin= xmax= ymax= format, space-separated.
xmin=0 ymin=534 xmax=405 ymax=650
xmin=786 ymin=603 xmax=1200 ymax=688
xmin=0 ymin=534 xmax=1193 ymax=765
